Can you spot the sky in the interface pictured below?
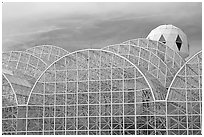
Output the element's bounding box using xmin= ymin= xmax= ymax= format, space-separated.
xmin=2 ymin=2 xmax=202 ymax=58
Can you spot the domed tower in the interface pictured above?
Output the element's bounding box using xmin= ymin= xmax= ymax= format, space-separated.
xmin=147 ymin=24 xmax=189 ymax=59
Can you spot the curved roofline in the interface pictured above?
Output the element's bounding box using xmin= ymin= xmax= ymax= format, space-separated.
xmin=2 ymin=73 xmax=18 ymax=106
xmin=151 ymin=24 xmax=179 ymax=29
xmin=122 ymin=37 xmax=184 ymax=61
xmin=103 ymin=43 xmax=165 ymax=81
xmin=165 ymin=50 xmax=202 ymax=100
xmin=103 ymin=44 xmax=169 ymax=100
xmin=27 ymin=49 xmax=155 ymax=104
xmin=3 ymin=50 xmax=48 ymax=66
xmin=103 ymin=43 xmax=174 ymax=79
xmin=25 ymin=44 xmax=69 ymax=54
xmin=148 ymin=24 xmax=188 ymax=37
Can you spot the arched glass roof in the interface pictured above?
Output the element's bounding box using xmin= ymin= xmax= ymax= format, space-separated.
xmin=1 ymin=37 xmax=202 ymax=135
xmin=122 ymin=38 xmax=185 ymax=76
xmin=102 ymin=44 xmax=168 ymax=100
xmin=2 ymin=51 xmax=47 ymax=105
xmin=103 ymin=43 xmax=173 ymax=88
xmin=23 ymin=49 xmax=155 ymax=135
xmin=25 ymin=45 xmax=69 ymax=65
xmin=167 ymin=51 xmax=202 ymax=101
xmin=166 ymin=51 xmax=202 ymax=135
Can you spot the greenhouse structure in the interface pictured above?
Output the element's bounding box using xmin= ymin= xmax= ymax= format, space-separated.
xmin=2 ymin=25 xmax=202 ymax=135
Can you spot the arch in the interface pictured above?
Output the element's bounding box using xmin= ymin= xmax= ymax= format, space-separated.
xmin=28 ymin=49 xmax=155 ymax=103
xmin=166 ymin=50 xmax=202 ymax=100
xmin=2 ymin=51 xmax=48 ymax=78
xmin=166 ymin=50 xmax=202 ymax=134
xmin=102 ymin=43 xmax=174 ymax=88
xmin=25 ymin=44 xmax=69 ymax=65
xmin=122 ymin=38 xmax=185 ymax=77
xmin=102 ymin=44 xmax=168 ymax=100
xmin=103 ymin=44 xmax=164 ymax=79
xmin=2 ymin=51 xmax=48 ymax=105
xmin=26 ymin=49 xmax=155 ymax=135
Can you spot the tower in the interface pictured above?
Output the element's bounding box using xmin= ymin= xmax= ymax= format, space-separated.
xmin=147 ymin=24 xmax=189 ymax=59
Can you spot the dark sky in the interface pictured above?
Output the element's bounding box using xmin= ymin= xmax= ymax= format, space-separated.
xmin=2 ymin=2 xmax=202 ymax=58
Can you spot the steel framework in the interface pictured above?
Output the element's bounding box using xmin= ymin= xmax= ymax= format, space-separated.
xmin=2 ymin=43 xmax=202 ymax=135
xmin=166 ymin=51 xmax=202 ymax=135
xmin=122 ymin=38 xmax=185 ymax=76
xmin=2 ymin=51 xmax=47 ymax=105
xmin=25 ymin=45 xmax=69 ymax=65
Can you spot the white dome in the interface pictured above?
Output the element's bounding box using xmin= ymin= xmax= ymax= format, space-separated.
xmin=147 ymin=24 xmax=189 ymax=59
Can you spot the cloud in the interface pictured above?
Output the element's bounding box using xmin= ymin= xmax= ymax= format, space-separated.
xmin=2 ymin=2 xmax=202 ymax=58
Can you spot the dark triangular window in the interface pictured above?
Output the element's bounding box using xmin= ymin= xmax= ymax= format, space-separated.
xmin=176 ymin=43 xmax=182 ymax=51
xmin=176 ymin=35 xmax=182 ymax=51
xmin=176 ymin=35 xmax=182 ymax=43
xmin=159 ymin=35 xmax=166 ymax=44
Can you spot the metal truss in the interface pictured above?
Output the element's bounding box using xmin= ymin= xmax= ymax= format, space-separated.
xmin=122 ymin=38 xmax=185 ymax=77
xmin=25 ymin=45 xmax=69 ymax=65
xmin=2 ymin=46 xmax=202 ymax=135
xmin=2 ymin=51 xmax=47 ymax=105
xmin=102 ymin=44 xmax=168 ymax=100
xmin=166 ymin=51 xmax=202 ymax=135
